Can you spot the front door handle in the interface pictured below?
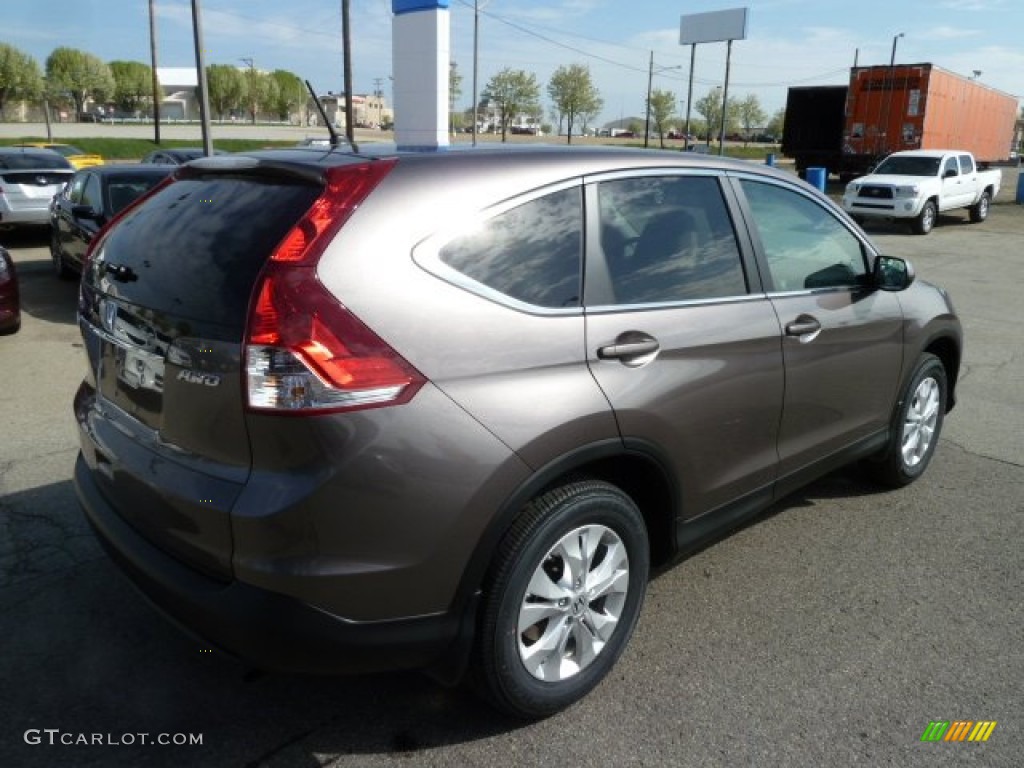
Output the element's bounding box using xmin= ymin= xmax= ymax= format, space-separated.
xmin=785 ymin=315 xmax=822 ymax=341
xmin=597 ymin=339 xmax=660 ymax=359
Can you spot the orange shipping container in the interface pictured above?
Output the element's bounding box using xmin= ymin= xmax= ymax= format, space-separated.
xmin=844 ymin=63 xmax=1017 ymax=163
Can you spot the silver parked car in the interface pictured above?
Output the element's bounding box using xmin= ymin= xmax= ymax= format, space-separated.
xmin=74 ymin=146 xmax=961 ymax=718
xmin=0 ymin=148 xmax=74 ymax=229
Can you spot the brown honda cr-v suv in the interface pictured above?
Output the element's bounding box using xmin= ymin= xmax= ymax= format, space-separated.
xmin=74 ymin=146 xmax=961 ymax=718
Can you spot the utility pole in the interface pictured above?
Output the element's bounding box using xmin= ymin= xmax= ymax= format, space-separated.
xmin=149 ymin=0 xmax=161 ymax=144
xmin=683 ymin=43 xmax=696 ymax=151
xmin=342 ymin=0 xmax=355 ymax=146
xmin=373 ymin=76 xmax=384 ymax=126
xmin=718 ymin=39 xmax=733 ymax=155
xmin=644 ymin=51 xmax=654 ymax=148
xmin=190 ymin=0 xmax=213 ymax=155
xmin=472 ymin=0 xmax=480 ymax=146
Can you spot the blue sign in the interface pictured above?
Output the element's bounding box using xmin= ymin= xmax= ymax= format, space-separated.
xmin=393 ymin=0 xmax=449 ymax=14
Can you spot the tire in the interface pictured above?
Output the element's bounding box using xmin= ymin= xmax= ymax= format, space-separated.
xmin=867 ymin=353 xmax=947 ymax=488
xmin=968 ymin=191 xmax=990 ymax=223
xmin=51 ymin=229 xmax=75 ymax=280
xmin=474 ymin=479 xmax=649 ymax=719
xmin=912 ymin=200 xmax=937 ymax=235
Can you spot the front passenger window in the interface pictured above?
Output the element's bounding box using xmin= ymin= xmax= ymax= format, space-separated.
xmin=740 ymin=179 xmax=867 ymax=292
xmin=598 ymin=176 xmax=747 ymax=304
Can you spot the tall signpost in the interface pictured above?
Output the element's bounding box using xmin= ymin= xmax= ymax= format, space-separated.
xmin=679 ymin=8 xmax=748 ymax=155
xmin=392 ymin=0 xmax=451 ymax=150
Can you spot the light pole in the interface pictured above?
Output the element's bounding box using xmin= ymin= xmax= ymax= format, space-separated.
xmin=240 ymin=56 xmax=256 ymax=124
xmin=471 ymin=0 xmax=493 ymax=146
xmin=644 ymin=52 xmax=682 ymax=148
xmin=882 ymin=32 xmax=904 ymax=155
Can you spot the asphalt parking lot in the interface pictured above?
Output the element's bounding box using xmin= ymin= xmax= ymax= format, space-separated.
xmin=1 ymin=168 xmax=1021 ymax=767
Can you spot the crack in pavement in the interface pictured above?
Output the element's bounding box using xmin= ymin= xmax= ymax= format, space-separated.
xmin=941 ymin=437 xmax=1024 ymax=470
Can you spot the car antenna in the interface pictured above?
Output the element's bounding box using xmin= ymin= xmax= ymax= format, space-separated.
xmin=305 ymin=80 xmax=356 ymax=152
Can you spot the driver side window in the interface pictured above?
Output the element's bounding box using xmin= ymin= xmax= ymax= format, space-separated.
xmin=740 ymin=179 xmax=867 ymax=292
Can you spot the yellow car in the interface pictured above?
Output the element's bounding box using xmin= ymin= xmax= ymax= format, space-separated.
xmin=16 ymin=143 xmax=105 ymax=169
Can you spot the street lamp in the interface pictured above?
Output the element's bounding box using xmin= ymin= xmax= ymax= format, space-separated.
xmin=889 ymin=32 xmax=903 ymax=69
xmin=644 ymin=52 xmax=682 ymax=148
xmin=240 ymin=56 xmax=256 ymax=124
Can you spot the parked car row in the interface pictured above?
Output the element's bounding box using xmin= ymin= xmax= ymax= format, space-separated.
xmin=0 ymin=145 xmax=232 ymax=335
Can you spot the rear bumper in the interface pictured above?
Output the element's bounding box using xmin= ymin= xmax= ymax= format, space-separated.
xmin=74 ymin=453 xmax=464 ymax=675
xmin=0 ymin=205 xmax=51 ymax=225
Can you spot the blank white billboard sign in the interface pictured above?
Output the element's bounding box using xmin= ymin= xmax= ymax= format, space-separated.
xmin=679 ymin=8 xmax=748 ymax=45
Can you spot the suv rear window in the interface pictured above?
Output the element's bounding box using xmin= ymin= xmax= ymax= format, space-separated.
xmin=88 ymin=176 xmax=320 ymax=330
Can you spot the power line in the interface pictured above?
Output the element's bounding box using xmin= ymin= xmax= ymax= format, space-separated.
xmin=451 ymin=0 xmax=849 ymax=89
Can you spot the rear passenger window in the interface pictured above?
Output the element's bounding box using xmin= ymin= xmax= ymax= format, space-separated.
xmin=959 ymin=154 xmax=974 ymax=174
xmin=439 ymin=187 xmax=582 ymax=309
xmin=597 ymin=176 xmax=747 ymax=304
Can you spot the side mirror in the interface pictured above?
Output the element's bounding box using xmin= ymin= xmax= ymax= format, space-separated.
xmin=943 ymin=168 xmax=958 ymax=179
xmin=71 ymin=204 xmax=101 ymax=221
xmin=874 ymin=255 xmax=915 ymax=291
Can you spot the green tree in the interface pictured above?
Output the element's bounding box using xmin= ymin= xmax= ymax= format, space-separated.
xmin=206 ymin=64 xmax=245 ymax=121
xmin=269 ymin=69 xmax=304 ymax=122
xmin=547 ymin=64 xmax=602 ymax=144
xmin=647 ymin=88 xmax=676 ymax=148
xmin=449 ymin=61 xmax=463 ymax=133
xmin=695 ymin=87 xmax=739 ymax=145
xmin=45 ymin=47 xmax=114 ymax=119
xmin=765 ymin=107 xmax=785 ymax=141
xmin=241 ymin=70 xmax=276 ymax=123
xmin=0 ymin=43 xmax=43 ymax=119
xmin=482 ymin=68 xmax=541 ymax=142
xmin=736 ymin=93 xmax=767 ymax=145
xmin=109 ymin=60 xmax=153 ymax=116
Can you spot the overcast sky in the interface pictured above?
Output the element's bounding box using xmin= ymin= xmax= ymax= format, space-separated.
xmin=8 ymin=0 xmax=1023 ymax=124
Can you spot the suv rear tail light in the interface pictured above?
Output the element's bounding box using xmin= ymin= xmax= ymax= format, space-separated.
xmin=245 ymin=159 xmax=424 ymax=414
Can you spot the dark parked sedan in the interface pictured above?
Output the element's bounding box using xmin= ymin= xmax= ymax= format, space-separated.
xmin=50 ymin=164 xmax=174 ymax=278
xmin=0 ymin=246 xmax=20 ymax=334
xmin=74 ymin=145 xmax=961 ymax=719
xmin=140 ymin=147 xmax=228 ymax=165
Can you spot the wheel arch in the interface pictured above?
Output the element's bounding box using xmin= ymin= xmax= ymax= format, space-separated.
xmin=923 ymin=334 xmax=961 ymax=412
xmin=468 ymin=440 xmax=679 ymax=588
xmin=428 ymin=439 xmax=679 ymax=685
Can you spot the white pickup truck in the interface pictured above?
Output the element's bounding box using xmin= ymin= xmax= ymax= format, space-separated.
xmin=841 ymin=149 xmax=1001 ymax=235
